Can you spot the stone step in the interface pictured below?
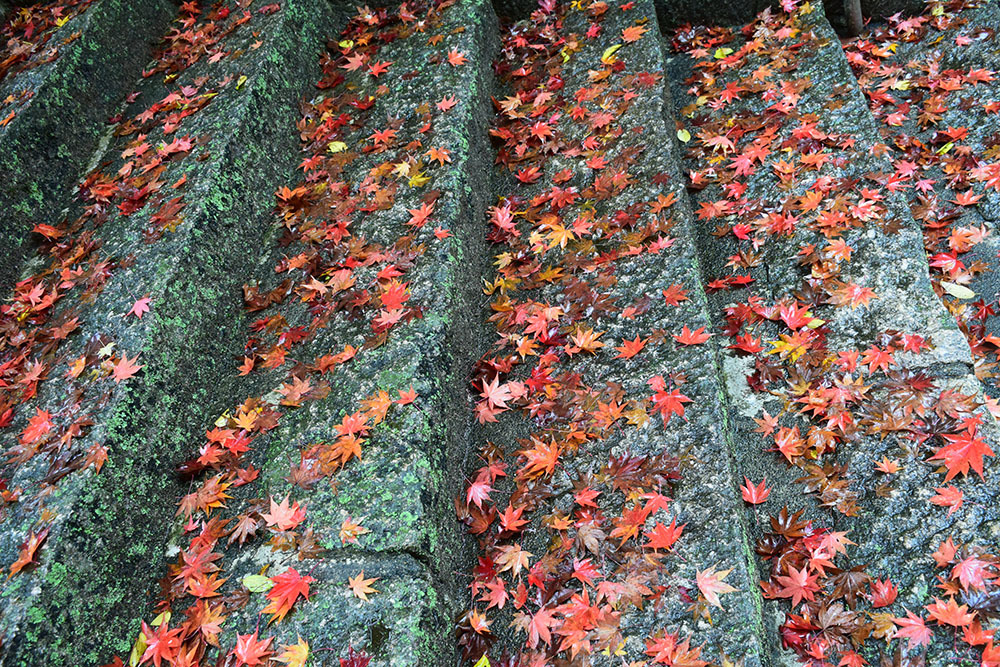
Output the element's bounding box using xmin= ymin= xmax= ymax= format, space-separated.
xmin=97 ymin=2 xmax=500 ymax=666
xmin=846 ymin=1 xmax=1000 ymax=396
xmin=0 ymin=1 xmax=337 ymax=663
xmin=456 ymin=1 xmax=769 ymax=664
xmin=650 ymin=0 xmax=925 ymax=34
xmin=0 ymin=0 xmax=174 ymax=290
xmin=668 ymin=2 xmax=999 ymax=664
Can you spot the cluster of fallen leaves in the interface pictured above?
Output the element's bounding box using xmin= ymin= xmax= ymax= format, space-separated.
xmin=4 ymin=0 xmax=999 ymax=664
xmin=0 ymin=0 xmax=93 ymax=126
xmin=672 ymin=1 xmax=998 ymax=665
xmin=843 ymin=1 xmax=1000 ymax=404
xmin=106 ymin=1 xmax=477 ymax=666
xmin=456 ymin=1 xmax=735 ymax=664
xmin=0 ymin=0 xmax=380 ymax=664
xmin=0 ymin=0 xmax=264 ymax=585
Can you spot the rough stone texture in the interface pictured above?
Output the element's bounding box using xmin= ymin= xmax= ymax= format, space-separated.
xmin=668 ymin=2 xmax=999 ymax=664
xmin=469 ymin=2 xmax=768 ymax=663
xmin=653 ymin=0 xmax=924 ymax=31
xmin=0 ymin=0 xmax=174 ymax=292
xmin=148 ymin=2 xmax=500 ymax=665
xmin=853 ymin=0 xmax=1000 ymax=392
xmin=861 ymin=0 xmax=925 ymax=20
xmin=0 ymin=0 xmax=996 ymax=664
xmin=0 ymin=2 xmax=337 ymax=663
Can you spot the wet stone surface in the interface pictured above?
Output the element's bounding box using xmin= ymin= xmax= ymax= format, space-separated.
xmin=103 ymin=1 xmax=500 ymax=666
xmin=0 ymin=0 xmax=174 ymax=291
xmin=670 ymin=2 xmax=999 ymax=665
xmin=0 ymin=1 xmax=336 ymax=663
xmin=0 ymin=1 xmax=999 ymax=666
xmin=454 ymin=1 xmax=771 ymax=664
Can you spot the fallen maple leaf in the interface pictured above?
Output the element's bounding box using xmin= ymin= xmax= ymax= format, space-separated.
xmin=740 ymin=477 xmax=770 ymax=504
xmin=348 ymin=570 xmax=379 ymax=602
xmin=929 ymin=485 xmax=964 ymax=516
xmin=925 ymin=597 xmax=975 ymax=627
xmin=644 ymin=519 xmax=685 ymax=551
xmin=126 ymin=295 xmax=152 ymax=319
xmin=9 ymin=526 xmax=49 ymax=577
xmin=261 ymin=495 xmax=306 ymax=531
xmin=436 ymin=95 xmax=457 ymax=112
xmin=112 ymin=353 xmax=144 ymax=383
xmin=446 ymin=49 xmax=468 ymax=66
xmin=615 ymin=335 xmax=646 ymax=359
xmin=696 ymin=565 xmax=738 ymax=609
xmin=20 ymin=408 xmax=53 ymax=446
xmin=140 ymin=621 xmax=183 ymax=667
xmin=232 ymin=631 xmax=273 ymax=666
xmin=263 ymin=568 xmax=314 ymax=623
xmin=894 ymin=609 xmax=932 ymax=648
xmin=673 ymin=325 xmax=710 ymax=345
xmin=339 ymin=515 xmax=370 ymax=545
xmin=275 ymin=637 xmax=309 ymax=667
xmin=622 ymin=24 xmax=647 ymax=42
xmin=772 ymin=565 xmax=820 ymax=607
xmin=931 ymin=427 xmax=994 ymax=480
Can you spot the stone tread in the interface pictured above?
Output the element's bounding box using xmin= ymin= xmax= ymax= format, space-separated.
xmin=0 ymin=1 xmax=337 ymax=663
xmin=140 ymin=1 xmax=499 ymax=665
xmin=0 ymin=0 xmax=175 ymax=291
xmin=468 ymin=1 xmax=768 ymax=663
xmin=849 ymin=0 xmax=1000 ymax=393
xmin=0 ymin=1 xmax=997 ymax=666
xmin=668 ymin=2 xmax=999 ymax=663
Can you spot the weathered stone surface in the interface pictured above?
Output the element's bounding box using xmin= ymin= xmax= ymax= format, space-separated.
xmin=0 ymin=0 xmax=174 ymax=291
xmin=460 ymin=1 xmax=767 ymax=663
xmin=848 ymin=1 xmax=1000 ymax=392
xmin=655 ymin=0 xmax=770 ymax=29
xmin=668 ymin=2 xmax=999 ymax=663
xmin=0 ymin=2 xmax=337 ymax=663
xmin=120 ymin=2 xmax=500 ymax=665
xmin=0 ymin=0 xmax=996 ymax=664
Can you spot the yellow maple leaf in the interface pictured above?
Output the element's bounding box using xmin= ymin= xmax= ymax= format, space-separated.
xmin=275 ymin=636 xmax=309 ymax=667
xmin=408 ymin=170 xmax=430 ymax=188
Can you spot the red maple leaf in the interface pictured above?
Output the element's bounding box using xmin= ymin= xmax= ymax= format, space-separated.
xmin=20 ymin=408 xmax=53 ymax=446
xmin=126 ymin=296 xmax=152 ymax=318
xmin=930 ymin=427 xmax=994 ymax=480
xmin=925 ymin=597 xmax=975 ymax=627
xmin=740 ymin=476 xmax=770 ymax=504
xmin=262 ymin=495 xmax=306 ymax=531
xmin=232 ymin=631 xmax=273 ymax=666
xmin=648 ymin=378 xmax=691 ymax=425
xmin=929 ymin=485 xmax=964 ymax=515
xmin=526 ymin=607 xmax=556 ymax=648
xmin=112 ymin=353 xmax=144 ymax=383
xmin=644 ymin=519 xmax=685 ymax=551
xmin=673 ymin=325 xmax=710 ymax=345
xmin=661 ymin=283 xmax=689 ymax=306
xmin=869 ymin=578 xmax=898 ymax=608
xmin=615 ymin=335 xmax=646 ymax=359
xmin=263 ymin=567 xmax=315 ymax=623
xmin=772 ymin=566 xmax=820 ymax=607
xmin=140 ymin=621 xmax=183 ymax=667
xmin=894 ymin=609 xmax=932 ymax=648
